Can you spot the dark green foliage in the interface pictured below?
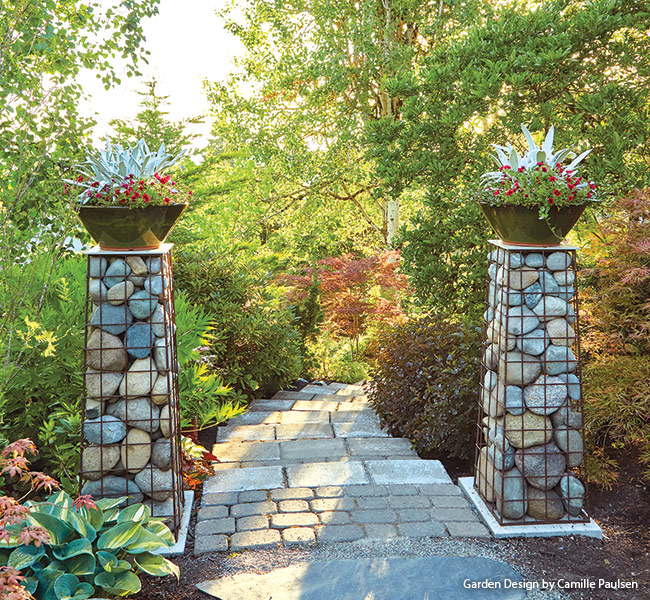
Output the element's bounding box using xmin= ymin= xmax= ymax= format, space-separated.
xmin=368 ymin=316 xmax=481 ymax=459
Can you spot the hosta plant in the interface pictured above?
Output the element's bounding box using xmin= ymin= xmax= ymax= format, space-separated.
xmin=480 ymin=124 xmax=598 ymax=220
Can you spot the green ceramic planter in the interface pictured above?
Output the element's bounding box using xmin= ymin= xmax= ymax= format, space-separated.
xmin=78 ymin=204 xmax=187 ymax=250
xmin=479 ymin=202 xmax=586 ymax=246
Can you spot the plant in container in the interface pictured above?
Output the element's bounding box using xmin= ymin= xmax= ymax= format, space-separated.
xmin=478 ymin=124 xmax=599 ymax=245
xmin=65 ymin=139 xmax=192 ymax=250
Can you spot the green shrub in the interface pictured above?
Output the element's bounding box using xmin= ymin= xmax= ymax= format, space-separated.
xmin=368 ymin=316 xmax=481 ymax=459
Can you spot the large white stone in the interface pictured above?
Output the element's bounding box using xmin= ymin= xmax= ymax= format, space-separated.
xmin=523 ymin=375 xmax=567 ymax=415
xmin=532 ymin=296 xmax=568 ymax=320
xmin=121 ymin=428 xmax=152 ymax=473
xmin=506 ymin=306 xmax=540 ymax=336
xmin=118 ymin=358 xmax=157 ymax=397
xmin=498 ymin=351 xmax=541 ymax=386
xmin=546 ymin=318 xmax=575 ymax=346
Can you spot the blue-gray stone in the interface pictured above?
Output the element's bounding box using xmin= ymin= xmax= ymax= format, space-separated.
xmin=556 ymin=373 xmax=581 ymax=400
xmin=154 ymin=336 xmax=171 ymax=371
xmin=544 ymin=345 xmax=577 ymax=375
xmin=507 ymin=253 xmax=524 ymax=269
xmin=506 ymin=306 xmax=539 ymax=335
xmin=555 ymin=285 xmax=575 ymax=302
xmin=125 ymin=322 xmax=155 ymax=358
xmin=507 ymin=291 xmax=523 ymax=306
xmin=147 ymin=257 xmax=162 ymax=273
xmin=484 ymin=370 xmax=497 ymax=391
xmin=484 ymin=308 xmax=494 ymax=323
xmin=148 ymin=304 xmax=166 ymax=337
xmin=128 ymin=290 xmax=158 ymax=319
xmin=525 ymin=253 xmax=544 ymax=268
xmin=547 ymin=251 xmax=573 ymax=271
xmin=90 ymin=303 xmax=133 ymax=335
xmin=104 ymin=259 xmax=132 ymax=288
xmin=82 ymin=476 xmax=143 ymax=504
xmin=144 ymin=274 xmax=165 ymax=296
xmin=488 ymin=263 xmax=497 ymax=280
xmin=505 ymin=386 xmax=524 ymax=415
xmin=522 ymin=282 xmax=542 ymax=309
xmin=559 ymin=474 xmax=585 ymax=516
xmin=538 ymin=271 xmax=561 ymax=294
xmin=89 ymin=257 xmax=108 ymax=278
xmin=516 ymin=328 xmax=549 ymax=356
xmin=84 ymin=415 xmax=127 ymax=444
xmin=566 ymin=304 xmax=576 ymax=324
xmin=488 ymin=444 xmax=516 ymax=471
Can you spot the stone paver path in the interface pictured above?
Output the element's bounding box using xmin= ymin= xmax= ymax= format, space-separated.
xmin=195 ymin=383 xmax=489 ymax=554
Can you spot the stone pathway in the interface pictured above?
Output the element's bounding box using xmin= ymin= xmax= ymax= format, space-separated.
xmin=194 ymin=383 xmax=489 ymax=555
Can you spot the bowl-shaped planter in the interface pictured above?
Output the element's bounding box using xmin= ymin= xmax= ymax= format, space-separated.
xmin=479 ymin=203 xmax=586 ymax=246
xmin=78 ymin=204 xmax=188 ymax=250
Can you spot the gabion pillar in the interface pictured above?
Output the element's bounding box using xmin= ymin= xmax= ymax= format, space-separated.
xmin=79 ymin=244 xmax=183 ymax=535
xmin=474 ymin=241 xmax=589 ymax=525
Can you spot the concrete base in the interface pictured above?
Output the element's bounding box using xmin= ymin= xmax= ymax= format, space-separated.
xmin=459 ymin=478 xmax=602 ymax=539
xmin=154 ymin=490 xmax=194 ymax=556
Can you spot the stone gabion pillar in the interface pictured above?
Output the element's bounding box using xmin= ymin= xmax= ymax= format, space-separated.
xmin=474 ymin=241 xmax=589 ymax=525
xmin=79 ymin=244 xmax=183 ymax=535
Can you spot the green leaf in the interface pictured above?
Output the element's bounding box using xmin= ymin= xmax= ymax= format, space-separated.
xmin=26 ymin=512 xmax=73 ymax=546
xmin=54 ymin=573 xmax=80 ymax=599
xmin=97 ymin=551 xmax=132 ymax=574
xmin=144 ymin=520 xmax=175 ymax=546
xmin=25 ymin=576 xmax=39 ymax=594
xmin=116 ymin=503 xmax=151 ymax=524
xmin=8 ymin=544 xmax=46 ymax=570
xmin=65 ymin=510 xmax=97 ymax=543
xmin=95 ymin=497 xmax=128 ymax=512
xmin=63 ymin=553 xmax=96 ymax=576
xmin=52 ymin=539 xmax=93 ymax=561
xmin=134 ymin=552 xmax=180 ymax=579
xmin=33 ymin=565 xmax=65 ymax=600
xmin=97 ymin=521 xmax=142 ymax=550
xmin=95 ymin=570 xmax=142 ymax=597
xmin=124 ymin=527 xmax=168 ymax=554
xmin=94 ymin=571 xmax=115 ymax=589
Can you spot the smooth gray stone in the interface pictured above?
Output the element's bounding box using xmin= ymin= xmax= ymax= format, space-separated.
xmin=515 ymin=443 xmax=566 ymax=490
xmin=544 ymin=345 xmax=577 ymax=375
xmin=144 ymin=274 xmax=165 ymax=296
xmin=488 ymin=263 xmax=497 ymax=280
xmin=148 ymin=304 xmax=166 ymax=337
xmin=554 ymin=426 xmax=584 ymax=467
xmin=196 ymin=557 xmax=525 ymax=600
xmin=522 ymin=282 xmax=542 ymax=309
xmin=538 ymin=271 xmax=561 ymax=294
xmin=507 ymin=253 xmax=524 ymax=269
xmin=532 ymin=296 xmax=568 ymax=320
xmin=108 ymin=397 xmax=160 ymax=434
xmin=89 ymin=278 xmax=108 ymax=303
xmin=81 ymin=476 xmax=143 ymax=504
xmin=125 ymin=322 xmax=155 ymax=358
xmin=134 ymin=465 xmax=173 ymax=501
xmin=516 ymin=328 xmax=549 ymax=356
xmin=566 ymin=304 xmax=576 ymax=324
xmin=128 ymin=290 xmax=158 ymax=319
xmin=89 ymin=256 xmax=108 ymax=278
xmin=488 ymin=444 xmax=516 ymax=471
xmin=494 ymin=466 xmax=527 ymax=519
xmin=555 ymin=285 xmax=575 ymax=302
xmin=507 ymin=291 xmax=523 ymax=306
xmin=153 ymin=337 xmax=171 ymax=371
xmin=522 ymin=375 xmax=567 ymax=415
xmin=147 ymin=257 xmax=162 ymax=273
xmin=499 ymin=351 xmax=541 ymax=386
xmin=505 ymin=386 xmax=525 ymax=415
xmin=84 ymin=415 xmax=127 ymax=444
xmin=90 ymin=303 xmax=133 ymax=335
xmin=556 ymin=373 xmax=581 ymax=400
xmin=104 ymin=259 xmax=132 ymax=288
xmin=484 ymin=370 xmax=497 ymax=391
xmin=525 ymin=253 xmax=544 ymax=268
xmin=553 ymin=270 xmax=575 ymax=286
xmin=547 ymin=251 xmax=573 ymax=271
xmin=559 ymin=474 xmax=585 ymax=516
xmin=506 ymin=306 xmax=539 ymax=335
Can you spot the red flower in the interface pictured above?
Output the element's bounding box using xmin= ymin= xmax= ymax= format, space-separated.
xmin=143 ymin=194 xmax=150 ymax=202
xmin=568 ymin=195 xmax=575 ymax=202
xmin=506 ymin=189 xmax=515 ymax=196
xmin=553 ymin=189 xmax=561 ymax=196
xmin=587 ymin=192 xmax=593 ymax=198
xmin=589 ymin=182 xmax=596 ymax=190
xmin=548 ymin=176 xmax=557 ymax=182
xmin=189 ymin=190 xmax=193 ymax=196
xmin=76 ymin=175 xmax=85 ymax=182
xmin=164 ymin=197 xmax=170 ymax=204
xmin=548 ymin=198 xmax=555 ymax=205
xmin=517 ymin=166 xmax=525 ymax=173
xmin=92 ymin=182 xmax=99 ymax=188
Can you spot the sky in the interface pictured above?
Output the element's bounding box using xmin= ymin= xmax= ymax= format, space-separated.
xmin=77 ymin=0 xmax=243 ymax=150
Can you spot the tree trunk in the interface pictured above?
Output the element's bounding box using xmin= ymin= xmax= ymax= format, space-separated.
xmin=385 ymin=198 xmax=400 ymax=245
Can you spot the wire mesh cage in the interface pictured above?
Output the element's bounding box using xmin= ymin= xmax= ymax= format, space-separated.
xmin=473 ymin=241 xmax=589 ymax=526
xmin=80 ymin=245 xmax=184 ymax=535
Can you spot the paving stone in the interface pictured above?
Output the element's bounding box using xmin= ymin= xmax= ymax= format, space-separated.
xmin=275 ymin=424 xmax=334 ymax=440
xmin=211 ymin=462 xmax=241 ymax=470
xmin=351 ymin=509 xmax=396 ymax=524
xmin=366 ymin=460 xmax=451 ymax=485
xmin=347 ymin=437 xmax=414 ymax=456
xmin=310 ymin=394 xmax=340 ymax=402
xmin=336 ymin=402 xmax=371 ymax=412
xmin=386 ymin=485 xmax=419 ymax=496
xmin=286 ymin=461 xmax=368 ymax=487
xmin=213 ymin=441 xmax=280 ymax=463
xmin=318 ymin=511 xmax=351 ymax=525
xmin=315 ymin=486 xmax=344 ymax=498
xmin=446 ymin=522 xmax=490 ymax=538
xmin=230 ymin=501 xmax=278 ymax=518
xmin=281 ymin=411 xmax=333 ymax=424
xmin=333 ymin=422 xmax=388 ymax=438
xmin=230 ymin=529 xmax=281 ymax=550
xmin=270 ymin=512 xmax=319 ymax=529
xmin=236 ymin=516 xmax=269 ymax=531
xmin=239 ymin=490 xmax=269 ymax=503
xmin=227 ymin=412 xmax=282 ymax=425
xmin=197 ymin=505 xmax=229 ymax=520
xmin=301 ymin=385 xmax=339 ymax=395
xmin=204 ymin=466 xmax=284 ymax=493
xmin=430 ymin=495 xmax=471 ymax=508
xmin=217 ymin=424 xmax=276 ymax=442
xmin=280 ymin=439 xmax=346 ymax=461
xmin=396 ymin=509 xmax=430 ymax=522
xmin=397 ymin=522 xmax=447 ymax=538
xmin=386 ymin=495 xmax=430 ymax=509
xmin=278 ymin=500 xmax=309 ymax=513
xmin=292 ymin=400 xmax=340 ymax=411
xmin=315 ymin=524 xmax=364 ymax=542
xmin=282 ymin=527 xmax=316 ymax=545
xmin=310 ymin=497 xmax=357 ymax=512
xmin=202 ymin=492 xmax=239 ymax=506
xmin=194 ymin=534 xmax=228 ymax=555
xmin=248 ymin=400 xmax=295 ymax=411
xmin=344 ymin=485 xmax=387 ymax=497
xmin=429 ymin=508 xmax=478 ymax=522
xmin=329 ymin=410 xmax=377 ymax=424
xmin=195 ymin=518 xmax=236 ymax=536
xmin=270 ymin=488 xmax=314 ymax=501
xmin=364 ymin=524 xmax=399 ymax=539
xmin=355 ymin=496 xmax=388 ymax=509
xmin=272 ymin=391 xmax=314 ymax=400
xmin=418 ymin=484 xmax=461 ymax=496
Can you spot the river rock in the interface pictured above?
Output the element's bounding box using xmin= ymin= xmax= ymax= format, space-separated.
xmin=506 ymin=306 xmax=540 ymax=336
xmin=84 ymin=415 xmax=127 ymax=444
xmin=494 ymin=466 xmax=527 ymax=519
xmin=483 ymin=385 xmax=505 ymax=418
xmin=487 ymin=282 xmax=498 ymax=307
xmin=514 ymin=442 xmax=566 ymax=490
xmin=553 ymin=270 xmax=575 ymax=286
xmin=544 ymin=345 xmax=577 ymax=375
xmin=526 ymin=486 xmax=565 ymax=520
xmin=151 ymin=497 xmax=175 ymax=521
xmin=160 ymin=404 xmax=171 ymax=438
xmin=90 ymin=303 xmax=133 ymax=336
xmin=547 ymin=252 xmax=572 ymax=271
xmin=104 ymin=259 xmax=132 ymax=288
xmin=503 ymin=267 xmax=539 ymax=290
xmin=488 ymin=444 xmax=516 ymax=471
xmin=124 ymin=322 xmax=155 ymax=359
xmin=147 ymin=257 xmax=162 ymax=273
xmin=128 ymin=290 xmax=158 ymax=320
xmin=554 ymin=426 xmax=584 ymax=467
xmin=504 ymin=386 xmax=525 ymax=415
xmin=499 ymin=351 xmax=541 ymax=386
xmin=152 ymin=438 xmax=172 ymax=469
xmin=89 ymin=278 xmax=108 ymax=303
xmin=546 ymin=318 xmax=575 ymax=346
xmin=81 ymin=445 xmax=120 ymax=480
xmin=121 ymin=428 xmax=152 ymax=474
xmin=134 ymin=465 xmax=173 ymax=501
xmin=566 ymin=304 xmax=576 ymax=324
xmin=144 ymin=275 xmax=165 ymax=296
xmin=523 ymin=375 xmax=567 ymax=415
xmin=508 ymin=253 xmax=524 ymax=269
xmin=532 ymin=296 xmax=568 ymax=320
xmin=128 ymin=275 xmax=146 ymax=287
xmin=522 ymin=282 xmax=543 ymax=309
xmin=89 ymin=257 xmax=108 ymax=278
xmin=556 ymin=374 xmax=580 ymax=400
xmin=81 ymin=475 xmax=143 ymax=504
xmin=154 ymin=337 xmax=171 ymax=371
xmin=488 ymin=263 xmax=497 ymax=280
xmin=118 ymin=358 xmax=157 ymax=397
xmin=538 ymin=271 xmax=561 ymax=295
xmin=551 ymin=403 xmax=583 ymax=429
xmin=477 ymin=446 xmax=496 ymax=503
xmin=507 ymin=291 xmax=523 ymax=306
xmin=85 ymin=369 xmax=123 ymax=400
xmin=108 ymin=397 xmax=160 ymax=433
xmin=107 ymin=280 xmax=135 ymax=306
xmin=558 ymin=474 xmax=585 ymax=516
xmin=499 ymin=411 xmax=552 ymax=448
xmin=484 ymin=344 xmax=499 ymax=371
xmin=151 ymin=374 xmax=170 ymax=405
xmin=484 ymin=370 xmax=497 ymax=391
xmin=85 ymin=398 xmax=103 ymax=420
xmin=147 ymin=304 xmax=166 ymax=337
xmin=126 ymin=256 xmax=148 ymax=276
xmin=86 ymin=330 xmax=127 ymax=371
xmin=525 ymin=253 xmax=545 ymax=268
xmin=484 ymin=308 xmax=494 ymax=323
xmin=556 ymin=285 xmax=575 ymax=302
xmin=516 ymin=328 xmax=549 ymax=356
